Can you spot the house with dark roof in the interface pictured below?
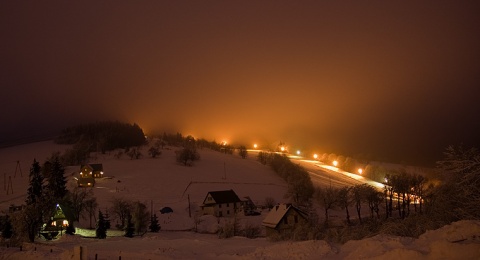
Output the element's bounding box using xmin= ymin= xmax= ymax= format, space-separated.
xmin=41 ymin=203 xmax=75 ymax=239
xmin=77 ymin=163 xmax=104 ymax=187
xmin=80 ymin=163 xmax=104 ymax=178
xmin=262 ymin=203 xmax=308 ymax=237
xmin=201 ymin=189 xmax=243 ymax=217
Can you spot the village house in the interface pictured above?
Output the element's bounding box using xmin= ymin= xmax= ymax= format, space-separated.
xmin=201 ymin=189 xmax=243 ymax=217
xmin=243 ymin=196 xmax=260 ymax=215
xmin=77 ymin=163 xmax=104 ymax=187
xmin=41 ymin=203 xmax=74 ymax=239
xmin=80 ymin=163 xmax=104 ymax=178
xmin=262 ymin=203 xmax=308 ymax=237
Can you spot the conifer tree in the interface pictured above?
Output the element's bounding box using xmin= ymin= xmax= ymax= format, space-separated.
xmin=149 ymin=213 xmax=161 ymax=232
xmin=23 ymin=159 xmax=45 ymax=242
xmin=26 ymin=159 xmax=43 ymax=205
xmin=46 ymin=157 xmax=68 ymax=199
xmin=1 ymin=215 xmax=13 ymax=239
xmin=96 ymin=210 xmax=107 ymax=239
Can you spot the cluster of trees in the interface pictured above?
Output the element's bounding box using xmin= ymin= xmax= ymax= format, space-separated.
xmin=255 ymin=145 xmax=479 ymax=242
xmin=96 ymin=197 xmax=160 ymax=239
xmin=433 ymin=145 xmax=480 ymax=222
xmin=0 ymin=157 xmax=162 ymax=244
xmin=2 ymin=156 xmax=72 ymax=243
xmin=55 ymin=121 xmax=146 ymax=165
xmin=175 ymin=135 xmax=200 ymax=166
xmin=216 ymin=215 xmax=261 ymax=239
xmin=257 ymin=152 xmax=314 ymax=208
xmin=156 ymin=132 xmax=248 ymax=154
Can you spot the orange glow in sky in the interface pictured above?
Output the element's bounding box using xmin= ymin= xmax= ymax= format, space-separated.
xmin=1 ymin=1 xmax=480 ymax=166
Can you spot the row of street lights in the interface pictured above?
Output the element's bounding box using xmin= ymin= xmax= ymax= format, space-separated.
xmin=252 ymin=143 xmax=364 ymax=175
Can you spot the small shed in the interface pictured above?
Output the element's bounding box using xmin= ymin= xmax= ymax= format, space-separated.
xmin=262 ymin=203 xmax=308 ymax=237
xmin=201 ymin=189 xmax=243 ymax=217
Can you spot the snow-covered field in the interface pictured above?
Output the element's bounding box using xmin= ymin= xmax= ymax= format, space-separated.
xmin=1 ymin=141 xmax=479 ymax=259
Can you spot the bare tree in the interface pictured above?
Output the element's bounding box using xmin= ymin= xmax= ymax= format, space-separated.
xmin=148 ymin=146 xmax=161 ymax=158
xmin=238 ymin=145 xmax=248 ymax=159
xmin=132 ymin=201 xmax=149 ymax=235
xmin=337 ymin=186 xmax=353 ymax=225
xmin=175 ymin=147 xmax=200 ymax=166
xmin=264 ymin=197 xmax=276 ymax=209
xmin=85 ymin=197 xmax=98 ymax=229
xmin=127 ymin=147 xmax=142 ymax=160
xmin=66 ymin=186 xmax=95 ymax=222
xmin=315 ymin=186 xmax=338 ymax=226
xmin=352 ymin=184 xmax=369 ymax=223
xmin=365 ymin=185 xmax=383 ymax=219
xmin=111 ymin=197 xmax=133 ymax=229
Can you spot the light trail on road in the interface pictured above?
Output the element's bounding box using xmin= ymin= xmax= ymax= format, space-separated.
xmin=249 ymin=149 xmax=385 ymax=189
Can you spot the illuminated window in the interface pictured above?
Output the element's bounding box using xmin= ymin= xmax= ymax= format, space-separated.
xmin=63 ymin=220 xmax=69 ymax=226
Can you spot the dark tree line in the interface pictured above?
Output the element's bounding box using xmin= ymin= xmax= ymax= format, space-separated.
xmin=55 ymin=121 xmax=146 ymax=165
xmin=257 ymin=152 xmax=314 ymax=208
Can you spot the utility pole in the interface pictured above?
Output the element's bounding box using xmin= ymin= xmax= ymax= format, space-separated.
xmin=7 ymin=176 xmax=13 ymax=195
xmin=223 ymin=162 xmax=226 ymax=180
xmin=188 ymin=194 xmax=191 ymax=218
xmin=14 ymin=161 xmax=22 ymax=178
xmin=151 ymin=200 xmax=153 ymax=218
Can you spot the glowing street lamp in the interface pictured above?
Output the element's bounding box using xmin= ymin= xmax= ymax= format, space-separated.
xmin=253 ymin=144 xmax=258 ymax=149
xmin=296 ymin=150 xmax=301 ymax=155
xmin=333 ymin=160 xmax=338 ymax=167
xmin=313 ymin=154 xmax=318 ymax=159
xmin=280 ymin=146 xmax=285 ymax=152
xmin=358 ymin=168 xmax=363 ymax=174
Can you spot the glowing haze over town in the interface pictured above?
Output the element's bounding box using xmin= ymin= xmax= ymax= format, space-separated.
xmin=1 ymin=1 xmax=480 ymax=166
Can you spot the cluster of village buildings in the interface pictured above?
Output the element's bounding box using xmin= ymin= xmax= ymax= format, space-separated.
xmin=9 ymin=163 xmax=308 ymax=239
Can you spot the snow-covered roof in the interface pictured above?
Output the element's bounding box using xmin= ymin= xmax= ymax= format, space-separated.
xmin=262 ymin=203 xmax=303 ymax=228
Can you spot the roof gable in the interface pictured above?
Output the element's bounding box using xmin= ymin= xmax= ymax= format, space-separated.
xmin=81 ymin=164 xmax=103 ymax=172
xmin=203 ymin=189 xmax=242 ymax=204
xmin=89 ymin=163 xmax=103 ymax=171
xmin=262 ymin=204 xmax=307 ymax=228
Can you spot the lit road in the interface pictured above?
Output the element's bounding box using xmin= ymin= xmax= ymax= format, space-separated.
xmin=249 ymin=150 xmax=384 ymax=190
xmin=292 ymin=157 xmax=384 ymax=190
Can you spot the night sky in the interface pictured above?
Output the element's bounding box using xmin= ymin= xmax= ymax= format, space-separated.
xmin=1 ymin=1 xmax=480 ymax=166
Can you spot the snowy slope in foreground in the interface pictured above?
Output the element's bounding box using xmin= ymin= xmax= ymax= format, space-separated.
xmin=1 ymin=141 xmax=479 ymax=259
xmin=1 ymin=220 xmax=479 ymax=259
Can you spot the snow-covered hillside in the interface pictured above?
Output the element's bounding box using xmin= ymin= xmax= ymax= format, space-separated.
xmin=1 ymin=141 xmax=479 ymax=259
